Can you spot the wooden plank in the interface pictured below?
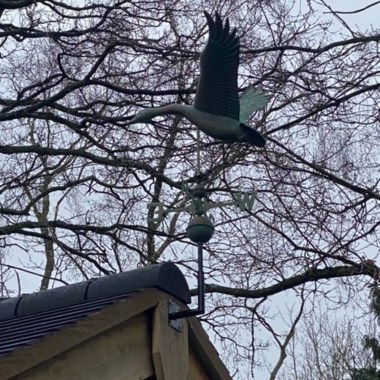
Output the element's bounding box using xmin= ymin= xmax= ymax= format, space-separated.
xmin=14 ymin=313 xmax=154 ymax=380
xmin=188 ymin=317 xmax=232 ymax=380
xmin=188 ymin=346 xmax=211 ymax=380
xmin=152 ymin=301 xmax=189 ymax=380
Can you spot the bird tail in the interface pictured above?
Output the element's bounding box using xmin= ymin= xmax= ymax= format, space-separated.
xmin=240 ymin=123 xmax=266 ymax=147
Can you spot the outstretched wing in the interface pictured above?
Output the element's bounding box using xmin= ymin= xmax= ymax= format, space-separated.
xmin=239 ymin=85 xmax=269 ymax=123
xmin=194 ymin=11 xmax=240 ymax=120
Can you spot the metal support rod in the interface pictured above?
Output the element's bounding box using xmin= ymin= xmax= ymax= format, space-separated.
xmin=168 ymin=131 xmax=208 ymax=320
xmin=169 ymin=243 xmax=205 ymax=320
xmin=196 ymin=128 xmax=200 ymax=176
xmin=197 ymin=242 xmax=205 ymax=312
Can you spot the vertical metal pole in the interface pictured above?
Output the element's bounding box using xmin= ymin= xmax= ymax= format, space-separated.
xmin=197 ymin=242 xmax=205 ymax=314
xmin=196 ymin=128 xmax=200 ymax=176
xmin=169 ymin=243 xmax=206 ymax=320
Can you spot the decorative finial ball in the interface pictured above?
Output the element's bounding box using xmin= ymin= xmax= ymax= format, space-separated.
xmin=192 ymin=184 xmax=207 ymax=199
xmin=186 ymin=215 xmax=214 ymax=243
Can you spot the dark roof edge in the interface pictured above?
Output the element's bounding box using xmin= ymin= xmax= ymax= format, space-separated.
xmin=0 ymin=262 xmax=191 ymax=321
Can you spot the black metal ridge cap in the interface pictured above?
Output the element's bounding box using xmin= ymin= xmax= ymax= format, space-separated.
xmin=0 ymin=262 xmax=191 ymax=321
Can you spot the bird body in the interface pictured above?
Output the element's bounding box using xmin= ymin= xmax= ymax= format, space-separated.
xmin=128 ymin=12 xmax=268 ymax=147
xmin=130 ymin=104 xmax=265 ymax=144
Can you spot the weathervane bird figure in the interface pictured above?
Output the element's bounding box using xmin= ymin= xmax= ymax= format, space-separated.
xmin=128 ymin=11 xmax=269 ymax=147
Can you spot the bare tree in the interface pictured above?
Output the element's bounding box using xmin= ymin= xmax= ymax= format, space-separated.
xmin=0 ymin=0 xmax=379 ymax=377
xmin=279 ymin=304 xmax=379 ymax=380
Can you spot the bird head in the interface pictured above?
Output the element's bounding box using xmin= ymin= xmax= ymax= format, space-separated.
xmin=128 ymin=108 xmax=154 ymax=124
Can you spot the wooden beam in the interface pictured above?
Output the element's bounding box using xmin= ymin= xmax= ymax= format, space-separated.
xmin=152 ymin=301 xmax=189 ymax=380
xmin=188 ymin=317 xmax=232 ymax=380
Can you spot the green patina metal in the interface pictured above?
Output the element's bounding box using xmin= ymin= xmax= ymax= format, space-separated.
xmin=129 ymin=12 xmax=269 ymax=146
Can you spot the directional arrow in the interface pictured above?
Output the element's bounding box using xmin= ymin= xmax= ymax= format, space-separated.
xmin=147 ymin=190 xmax=257 ymax=224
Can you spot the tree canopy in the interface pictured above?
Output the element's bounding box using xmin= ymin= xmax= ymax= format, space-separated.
xmin=0 ymin=0 xmax=379 ymax=377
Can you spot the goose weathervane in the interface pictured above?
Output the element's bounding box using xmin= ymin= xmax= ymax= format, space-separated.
xmin=129 ymin=11 xmax=268 ymax=147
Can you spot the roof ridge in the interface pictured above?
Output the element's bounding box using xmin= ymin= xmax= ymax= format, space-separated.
xmin=0 ymin=262 xmax=190 ymax=321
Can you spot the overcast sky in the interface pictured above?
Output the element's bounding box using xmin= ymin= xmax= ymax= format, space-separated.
xmin=311 ymin=1 xmax=380 ymax=32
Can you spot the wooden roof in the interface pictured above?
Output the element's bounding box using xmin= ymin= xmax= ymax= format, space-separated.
xmin=0 ymin=263 xmax=232 ymax=380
